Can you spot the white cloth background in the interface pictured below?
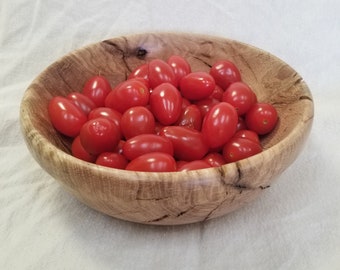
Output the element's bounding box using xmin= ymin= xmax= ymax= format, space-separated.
xmin=1 ymin=0 xmax=340 ymax=269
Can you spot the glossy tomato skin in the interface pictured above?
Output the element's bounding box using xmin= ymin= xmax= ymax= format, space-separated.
xmin=177 ymin=160 xmax=211 ymax=171
xmin=67 ymin=92 xmax=96 ymax=115
xmin=71 ymin=136 xmax=97 ymax=163
xmin=122 ymin=134 xmax=174 ymax=160
xmin=222 ymin=82 xmax=257 ymax=115
xmin=233 ymin=129 xmax=260 ymax=145
xmin=159 ymin=126 xmax=209 ymax=161
xmin=236 ymin=116 xmax=247 ymax=131
xmin=125 ymin=152 xmax=176 ymax=172
xmin=80 ymin=118 xmax=121 ymax=155
xmin=209 ymin=60 xmax=241 ymax=90
xmin=95 ymin=152 xmax=128 ymax=169
xmin=201 ymin=102 xmax=238 ymax=148
xmin=209 ymin=85 xmax=224 ymax=101
xmin=149 ymin=82 xmax=182 ymax=126
xmin=167 ymin=55 xmax=191 ymax=86
xmin=203 ymin=152 xmax=226 ymax=167
xmin=48 ymin=96 xmax=87 ymax=137
xmin=128 ymin=63 xmax=149 ymax=86
xmin=245 ymin=103 xmax=278 ymax=135
xmin=176 ymin=104 xmax=202 ymax=130
xmin=88 ymin=107 xmax=122 ymax=131
xmin=223 ymin=137 xmax=262 ymax=163
xmin=120 ymin=106 xmax=155 ymax=139
xmin=82 ymin=75 xmax=111 ymax=107
xmin=179 ymin=72 xmax=216 ymax=101
xmin=105 ymin=79 xmax=149 ymax=113
xmin=148 ymin=59 xmax=177 ymax=88
xmin=194 ymin=98 xmax=220 ymax=117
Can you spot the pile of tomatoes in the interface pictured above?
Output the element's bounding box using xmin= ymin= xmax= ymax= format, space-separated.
xmin=48 ymin=55 xmax=278 ymax=172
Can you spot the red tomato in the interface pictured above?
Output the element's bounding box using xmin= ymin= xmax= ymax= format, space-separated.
xmin=128 ymin=63 xmax=149 ymax=85
xmin=120 ymin=106 xmax=155 ymax=139
xmin=201 ymin=102 xmax=238 ymax=148
xmin=245 ymin=103 xmax=278 ymax=135
xmin=195 ymin=98 xmax=220 ymax=117
xmin=88 ymin=107 xmax=122 ymax=131
xmin=179 ymin=72 xmax=215 ymax=101
xmin=203 ymin=152 xmax=226 ymax=167
xmin=222 ymin=82 xmax=257 ymax=115
xmin=167 ymin=55 xmax=191 ymax=86
xmin=80 ymin=118 xmax=121 ymax=155
xmin=149 ymin=82 xmax=182 ymax=125
xmin=159 ymin=126 xmax=209 ymax=161
xmin=95 ymin=152 xmax=128 ymax=169
xmin=148 ymin=59 xmax=177 ymax=88
xmin=209 ymin=85 xmax=224 ymax=101
xmin=178 ymin=160 xmax=211 ymax=171
xmin=176 ymin=104 xmax=202 ymax=130
xmin=181 ymin=98 xmax=191 ymax=109
xmin=67 ymin=92 xmax=96 ymax=115
xmin=209 ymin=60 xmax=241 ymax=90
xmin=48 ymin=96 xmax=87 ymax=137
xmin=71 ymin=136 xmax=97 ymax=163
xmin=105 ymin=79 xmax=149 ymax=113
xmin=125 ymin=152 xmax=176 ymax=172
xmin=122 ymin=134 xmax=173 ymax=160
xmin=233 ymin=130 xmax=261 ymax=145
xmin=223 ymin=137 xmax=262 ymax=163
xmin=236 ymin=116 xmax=247 ymax=131
xmin=82 ymin=75 xmax=111 ymax=107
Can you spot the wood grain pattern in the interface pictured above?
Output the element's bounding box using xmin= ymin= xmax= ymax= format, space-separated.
xmin=20 ymin=32 xmax=314 ymax=225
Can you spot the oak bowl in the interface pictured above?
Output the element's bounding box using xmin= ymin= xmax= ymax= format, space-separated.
xmin=20 ymin=32 xmax=314 ymax=225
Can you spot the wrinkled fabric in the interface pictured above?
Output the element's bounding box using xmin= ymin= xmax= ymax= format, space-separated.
xmin=1 ymin=0 xmax=340 ymax=269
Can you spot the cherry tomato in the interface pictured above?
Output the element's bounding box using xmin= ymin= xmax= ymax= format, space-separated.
xmin=178 ymin=160 xmax=211 ymax=171
xmin=209 ymin=60 xmax=241 ymax=90
xmin=222 ymin=82 xmax=257 ymax=115
xmin=167 ymin=55 xmax=191 ymax=86
xmin=181 ymin=98 xmax=191 ymax=109
xmin=159 ymin=126 xmax=209 ymax=161
xmin=233 ymin=129 xmax=261 ymax=145
xmin=179 ymin=72 xmax=215 ymax=101
xmin=148 ymin=59 xmax=177 ymax=88
xmin=149 ymin=82 xmax=182 ymax=125
xmin=176 ymin=160 xmax=188 ymax=169
xmin=125 ymin=152 xmax=176 ymax=172
xmin=105 ymin=79 xmax=149 ymax=113
xmin=201 ymin=102 xmax=238 ymax=148
xmin=245 ymin=103 xmax=278 ymax=135
xmin=95 ymin=152 xmax=128 ymax=169
xmin=88 ymin=107 xmax=122 ymax=131
xmin=67 ymin=92 xmax=96 ymax=115
xmin=223 ymin=137 xmax=262 ymax=163
xmin=236 ymin=116 xmax=247 ymax=131
xmin=48 ymin=96 xmax=87 ymax=137
xmin=209 ymin=85 xmax=224 ymax=101
xmin=120 ymin=106 xmax=155 ymax=139
xmin=80 ymin=118 xmax=121 ymax=155
xmin=176 ymin=104 xmax=202 ymax=130
xmin=82 ymin=75 xmax=111 ymax=107
xmin=203 ymin=152 xmax=226 ymax=167
xmin=71 ymin=136 xmax=97 ymax=163
xmin=128 ymin=63 xmax=149 ymax=87
xmin=194 ymin=98 xmax=220 ymax=117
xmin=122 ymin=134 xmax=173 ymax=160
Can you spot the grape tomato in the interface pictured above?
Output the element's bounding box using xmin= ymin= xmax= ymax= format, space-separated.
xmin=49 ymin=55 xmax=279 ymax=172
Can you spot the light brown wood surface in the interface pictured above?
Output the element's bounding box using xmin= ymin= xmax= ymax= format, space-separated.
xmin=20 ymin=32 xmax=314 ymax=225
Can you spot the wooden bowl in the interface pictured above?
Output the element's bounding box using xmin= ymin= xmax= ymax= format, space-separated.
xmin=20 ymin=32 xmax=314 ymax=225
